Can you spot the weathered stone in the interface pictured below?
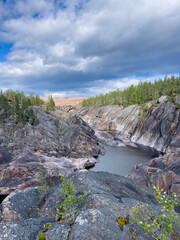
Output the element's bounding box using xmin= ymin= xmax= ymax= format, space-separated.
xmin=144 ymin=171 xmax=180 ymax=193
xmin=0 ymin=171 xmax=160 ymax=240
xmin=0 ymin=107 xmax=103 ymax=194
xmin=1 ymin=170 xmax=179 ymax=240
xmin=74 ymin=102 xmax=180 ymax=155
xmin=0 ymin=147 xmax=11 ymax=165
xmin=126 ymin=163 xmax=162 ymax=180
xmin=61 ymin=115 xmax=102 ymax=158
xmin=70 ymin=207 xmax=153 ymax=240
xmin=158 ymin=96 xmax=168 ymax=104
xmin=169 ymin=181 xmax=180 ymax=196
xmin=0 ymin=218 xmax=54 ymax=240
xmin=0 ymin=151 xmax=100 ymax=195
xmin=39 ymin=223 xmax=70 ymax=240
xmin=168 ymin=134 xmax=180 ymax=154
xmin=127 ymin=153 xmax=180 ymax=193
xmin=1 ymin=188 xmax=47 ymax=222
xmin=73 ymin=102 xmax=180 ymax=197
xmin=167 ymin=161 xmax=180 ymax=175
xmin=131 ymin=102 xmax=179 ymax=153
xmin=39 ymin=170 xmax=157 ymax=220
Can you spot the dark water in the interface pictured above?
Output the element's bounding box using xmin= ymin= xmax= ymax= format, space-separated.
xmin=91 ymin=144 xmax=152 ymax=176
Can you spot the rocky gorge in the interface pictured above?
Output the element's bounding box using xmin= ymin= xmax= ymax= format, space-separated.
xmin=0 ymin=97 xmax=180 ymax=239
xmin=74 ymin=97 xmax=180 ymax=196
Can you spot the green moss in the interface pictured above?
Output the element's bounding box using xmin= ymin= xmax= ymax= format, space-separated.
xmin=116 ymin=214 xmax=130 ymax=230
xmin=39 ymin=232 xmax=46 ymax=240
xmin=68 ymin=218 xmax=74 ymax=225
xmin=44 ymin=223 xmax=52 ymax=231
xmin=129 ymin=227 xmax=136 ymax=240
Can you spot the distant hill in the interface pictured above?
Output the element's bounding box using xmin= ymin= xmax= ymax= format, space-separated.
xmin=41 ymin=97 xmax=87 ymax=106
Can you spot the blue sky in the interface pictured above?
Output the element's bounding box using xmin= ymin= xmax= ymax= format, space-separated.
xmin=0 ymin=0 xmax=180 ymax=97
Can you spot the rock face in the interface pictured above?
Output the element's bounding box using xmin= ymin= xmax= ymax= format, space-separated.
xmin=73 ymin=100 xmax=180 ymax=193
xmin=0 ymin=107 xmax=103 ymax=195
xmin=75 ymin=105 xmax=142 ymax=143
xmin=127 ymin=153 xmax=180 ymax=195
xmin=75 ymin=101 xmax=180 ymax=154
xmin=0 ymin=170 xmax=165 ymax=240
xmin=131 ymin=102 xmax=179 ymax=153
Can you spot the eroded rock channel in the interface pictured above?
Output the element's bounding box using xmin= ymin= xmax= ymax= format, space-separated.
xmin=74 ymin=99 xmax=180 ymax=194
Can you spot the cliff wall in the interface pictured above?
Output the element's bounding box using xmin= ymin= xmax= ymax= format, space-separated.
xmin=73 ymin=99 xmax=180 ymax=194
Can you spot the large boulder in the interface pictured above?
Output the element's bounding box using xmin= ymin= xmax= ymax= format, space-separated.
xmin=0 ymin=170 xmax=162 ymax=240
xmin=0 ymin=218 xmax=55 ymax=240
xmin=1 ymin=188 xmax=48 ymax=222
xmin=70 ymin=207 xmax=153 ymax=240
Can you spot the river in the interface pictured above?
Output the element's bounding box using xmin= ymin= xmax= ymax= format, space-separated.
xmin=91 ymin=144 xmax=153 ymax=176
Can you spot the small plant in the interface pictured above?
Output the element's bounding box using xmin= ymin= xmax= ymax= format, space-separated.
xmin=38 ymin=224 xmax=52 ymax=240
xmin=116 ymin=214 xmax=136 ymax=239
xmin=38 ymin=232 xmax=46 ymax=240
xmin=58 ymin=176 xmax=88 ymax=220
xmin=132 ymin=186 xmax=180 ymax=240
xmin=116 ymin=214 xmax=130 ymax=230
xmin=44 ymin=223 xmax=52 ymax=231
xmin=38 ymin=169 xmax=49 ymax=194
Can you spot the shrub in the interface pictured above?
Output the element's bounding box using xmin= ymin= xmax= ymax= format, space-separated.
xmin=37 ymin=169 xmax=49 ymax=194
xmin=58 ymin=176 xmax=88 ymax=220
xmin=132 ymin=186 xmax=180 ymax=240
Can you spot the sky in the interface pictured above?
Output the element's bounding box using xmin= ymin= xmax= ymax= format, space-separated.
xmin=0 ymin=0 xmax=180 ymax=97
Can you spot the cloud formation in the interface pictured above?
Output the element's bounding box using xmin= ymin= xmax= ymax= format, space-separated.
xmin=0 ymin=0 xmax=180 ymax=96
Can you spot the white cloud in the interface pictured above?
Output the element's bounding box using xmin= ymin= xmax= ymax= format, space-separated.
xmin=0 ymin=0 xmax=180 ymax=95
xmin=43 ymin=77 xmax=148 ymax=98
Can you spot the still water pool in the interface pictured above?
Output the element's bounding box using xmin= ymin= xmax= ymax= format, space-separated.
xmin=91 ymin=144 xmax=153 ymax=176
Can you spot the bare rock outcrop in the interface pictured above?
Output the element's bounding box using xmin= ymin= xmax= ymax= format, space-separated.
xmin=0 ymin=170 xmax=162 ymax=240
xmin=0 ymin=107 xmax=103 ymax=195
xmin=131 ymin=102 xmax=180 ymax=153
xmin=127 ymin=153 xmax=180 ymax=195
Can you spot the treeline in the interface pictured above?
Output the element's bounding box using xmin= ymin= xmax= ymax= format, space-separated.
xmin=82 ymin=76 xmax=180 ymax=107
xmin=0 ymin=90 xmax=44 ymax=124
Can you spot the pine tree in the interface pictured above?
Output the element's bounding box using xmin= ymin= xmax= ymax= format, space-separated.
xmin=45 ymin=96 xmax=55 ymax=111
